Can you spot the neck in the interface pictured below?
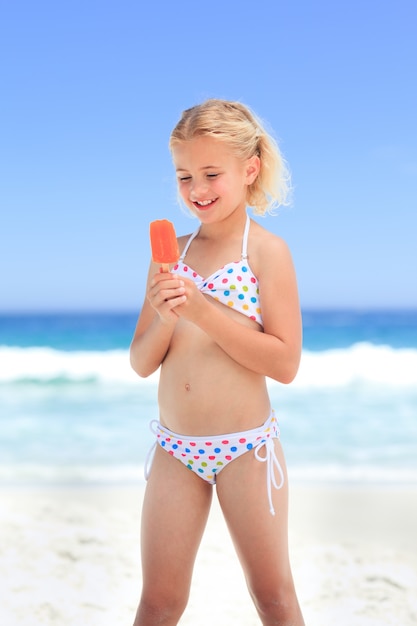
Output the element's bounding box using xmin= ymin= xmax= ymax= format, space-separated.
xmin=198 ymin=210 xmax=248 ymax=242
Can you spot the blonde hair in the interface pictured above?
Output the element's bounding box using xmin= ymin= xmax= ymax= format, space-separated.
xmin=169 ymin=99 xmax=291 ymax=215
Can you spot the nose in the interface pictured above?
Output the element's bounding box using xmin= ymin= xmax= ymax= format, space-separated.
xmin=189 ymin=177 xmax=209 ymax=200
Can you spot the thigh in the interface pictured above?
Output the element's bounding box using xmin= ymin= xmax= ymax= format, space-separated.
xmin=141 ymin=444 xmax=213 ymax=597
xmin=215 ymin=439 xmax=293 ymax=594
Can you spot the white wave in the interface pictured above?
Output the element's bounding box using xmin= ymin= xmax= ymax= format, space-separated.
xmin=288 ymin=463 xmax=417 ymax=485
xmin=1 ymin=462 xmax=416 ymax=487
xmin=1 ymin=343 xmax=417 ymax=388
xmin=291 ymin=342 xmax=417 ymax=388
xmin=0 ymin=463 xmax=146 ymax=486
xmin=0 ymin=346 xmax=157 ymax=385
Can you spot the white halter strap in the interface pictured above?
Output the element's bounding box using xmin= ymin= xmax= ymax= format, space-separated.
xmin=179 ymin=213 xmax=251 ymax=262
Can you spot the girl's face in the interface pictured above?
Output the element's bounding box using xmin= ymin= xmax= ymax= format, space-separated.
xmin=172 ymin=136 xmax=259 ymax=222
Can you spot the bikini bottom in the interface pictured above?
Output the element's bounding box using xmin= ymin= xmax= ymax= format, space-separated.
xmin=145 ymin=410 xmax=284 ymax=515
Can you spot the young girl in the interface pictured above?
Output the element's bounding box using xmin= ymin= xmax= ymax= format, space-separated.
xmin=130 ymin=99 xmax=305 ymax=625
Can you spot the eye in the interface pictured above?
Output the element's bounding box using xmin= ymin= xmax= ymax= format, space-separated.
xmin=206 ymin=173 xmax=219 ymax=178
xmin=179 ymin=176 xmax=191 ymax=182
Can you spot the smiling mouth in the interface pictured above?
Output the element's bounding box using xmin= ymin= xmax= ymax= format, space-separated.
xmin=193 ymin=199 xmax=218 ymax=208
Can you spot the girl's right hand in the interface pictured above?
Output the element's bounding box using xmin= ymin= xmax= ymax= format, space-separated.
xmin=147 ymin=272 xmax=186 ymax=324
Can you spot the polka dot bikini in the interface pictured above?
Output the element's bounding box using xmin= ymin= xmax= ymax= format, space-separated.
xmin=172 ymin=214 xmax=263 ymax=326
xmin=145 ymin=411 xmax=284 ymax=515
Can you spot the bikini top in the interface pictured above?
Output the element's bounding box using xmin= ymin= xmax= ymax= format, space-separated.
xmin=172 ymin=214 xmax=263 ymax=326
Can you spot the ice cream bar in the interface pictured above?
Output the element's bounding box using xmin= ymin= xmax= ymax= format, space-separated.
xmin=149 ymin=219 xmax=179 ymax=271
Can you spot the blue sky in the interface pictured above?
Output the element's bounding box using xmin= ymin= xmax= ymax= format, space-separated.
xmin=1 ymin=0 xmax=416 ymax=312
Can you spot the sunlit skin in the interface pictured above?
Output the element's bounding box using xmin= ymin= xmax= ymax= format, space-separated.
xmin=175 ymin=135 xmax=256 ymax=225
xmin=130 ymin=135 xmax=304 ymax=625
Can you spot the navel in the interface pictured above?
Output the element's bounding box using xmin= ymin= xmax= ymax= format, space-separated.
xmin=185 ymin=383 xmax=191 ymax=392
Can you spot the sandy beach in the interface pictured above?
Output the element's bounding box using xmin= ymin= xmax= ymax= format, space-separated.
xmin=1 ymin=483 xmax=416 ymax=626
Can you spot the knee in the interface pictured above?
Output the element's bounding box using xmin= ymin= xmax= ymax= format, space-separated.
xmin=250 ymin=582 xmax=303 ymax=625
xmin=134 ymin=589 xmax=188 ymax=625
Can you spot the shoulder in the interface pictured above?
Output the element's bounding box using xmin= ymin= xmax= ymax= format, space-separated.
xmin=248 ymin=221 xmax=300 ymax=346
xmin=248 ymin=220 xmax=293 ymax=276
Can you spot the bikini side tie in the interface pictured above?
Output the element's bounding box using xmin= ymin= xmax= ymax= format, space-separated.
xmin=254 ymin=437 xmax=285 ymax=516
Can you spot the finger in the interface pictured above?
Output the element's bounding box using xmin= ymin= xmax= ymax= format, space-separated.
xmin=148 ymin=289 xmax=186 ymax=310
xmin=165 ymin=294 xmax=187 ymax=307
xmin=160 ymin=286 xmax=186 ymax=303
xmin=148 ymin=279 xmax=184 ymax=299
xmin=151 ymin=273 xmax=184 ymax=288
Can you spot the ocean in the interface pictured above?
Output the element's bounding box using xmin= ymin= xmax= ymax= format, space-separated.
xmin=1 ymin=310 xmax=416 ymax=487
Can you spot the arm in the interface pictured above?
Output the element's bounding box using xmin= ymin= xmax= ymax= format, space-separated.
xmin=174 ymin=237 xmax=302 ymax=384
xmin=129 ymin=263 xmax=187 ymax=378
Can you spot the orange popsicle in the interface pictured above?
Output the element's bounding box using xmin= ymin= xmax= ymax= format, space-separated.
xmin=149 ymin=219 xmax=180 ymax=271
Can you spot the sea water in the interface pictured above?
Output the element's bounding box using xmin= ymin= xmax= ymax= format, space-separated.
xmin=0 ymin=311 xmax=416 ymax=486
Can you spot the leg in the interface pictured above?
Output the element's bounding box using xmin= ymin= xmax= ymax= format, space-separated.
xmin=216 ymin=439 xmax=305 ymax=626
xmin=133 ymin=445 xmax=213 ymax=626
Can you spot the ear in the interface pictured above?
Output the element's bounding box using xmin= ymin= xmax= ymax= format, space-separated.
xmin=245 ymin=155 xmax=260 ymax=185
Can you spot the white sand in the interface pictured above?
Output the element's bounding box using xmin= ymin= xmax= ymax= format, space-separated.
xmin=1 ymin=483 xmax=416 ymax=625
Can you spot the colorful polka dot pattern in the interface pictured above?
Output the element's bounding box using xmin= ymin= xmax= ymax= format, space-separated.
xmin=155 ymin=413 xmax=279 ymax=484
xmin=172 ymin=260 xmax=263 ymax=325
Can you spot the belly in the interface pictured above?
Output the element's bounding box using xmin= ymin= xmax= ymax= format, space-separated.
xmin=157 ymin=314 xmax=271 ymax=436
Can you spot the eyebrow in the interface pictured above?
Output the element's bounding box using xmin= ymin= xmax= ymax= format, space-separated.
xmin=176 ymin=165 xmax=221 ymax=172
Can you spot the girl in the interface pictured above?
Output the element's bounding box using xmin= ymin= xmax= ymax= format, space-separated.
xmin=130 ymin=99 xmax=305 ymax=625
